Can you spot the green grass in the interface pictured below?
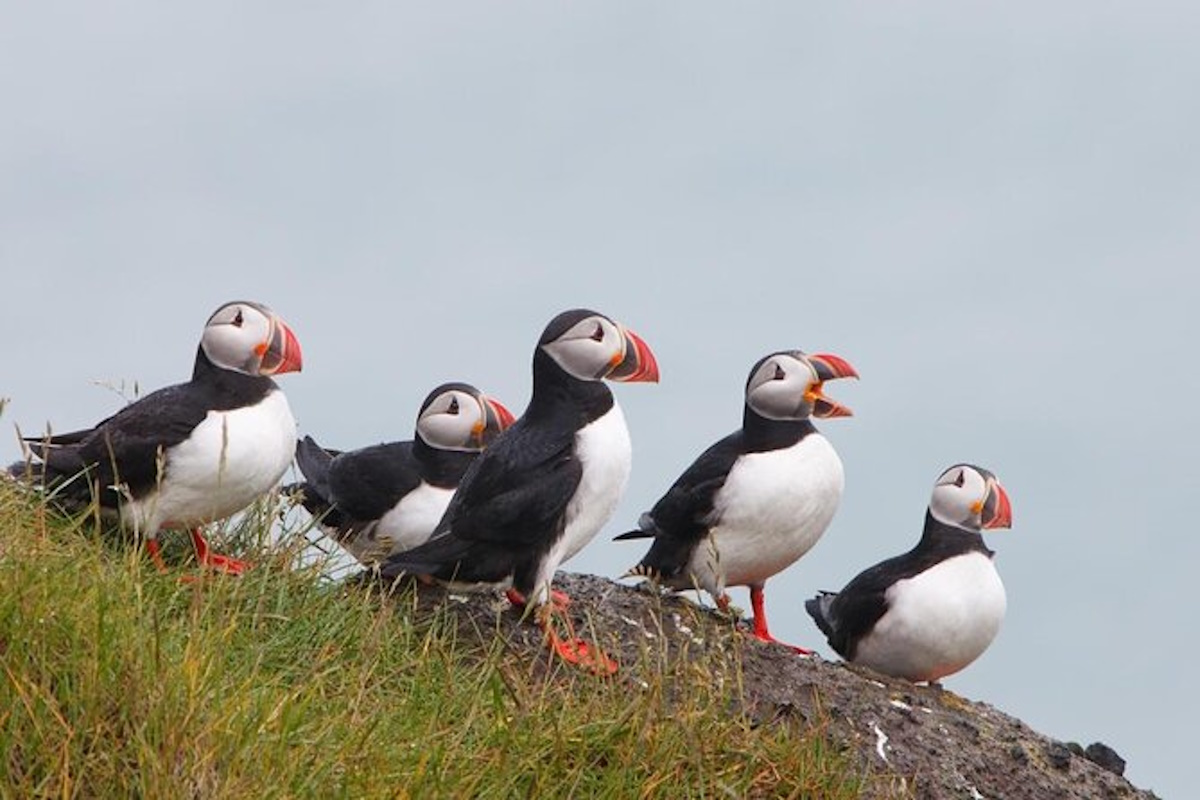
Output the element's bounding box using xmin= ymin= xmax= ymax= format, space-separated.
xmin=0 ymin=479 xmax=871 ymax=799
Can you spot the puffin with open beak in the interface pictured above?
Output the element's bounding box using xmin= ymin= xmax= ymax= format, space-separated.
xmin=617 ymin=349 xmax=857 ymax=653
xmin=9 ymin=300 xmax=303 ymax=574
xmin=376 ymin=308 xmax=659 ymax=674
xmin=806 ymin=464 xmax=1013 ymax=684
xmin=289 ymin=382 xmax=515 ymax=565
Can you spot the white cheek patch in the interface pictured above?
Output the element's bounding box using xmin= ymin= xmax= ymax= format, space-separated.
xmin=418 ymin=391 xmax=483 ymax=450
xmin=928 ymin=469 xmax=988 ymax=529
xmin=747 ymin=360 xmax=813 ymax=420
xmin=202 ymin=329 xmax=248 ymax=371
xmin=543 ymin=338 xmax=617 ymax=381
xmin=418 ymin=411 xmax=477 ymax=451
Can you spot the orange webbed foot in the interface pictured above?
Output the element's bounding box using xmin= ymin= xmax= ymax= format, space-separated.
xmin=189 ymin=529 xmax=249 ymax=575
xmin=547 ymin=633 xmax=619 ymax=676
xmin=535 ymin=601 xmax=618 ymax=676
xmin=748 ymin=628 xmax=814 ymax=656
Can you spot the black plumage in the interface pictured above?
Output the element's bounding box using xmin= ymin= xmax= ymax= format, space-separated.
xmin=376 ymin=345 xmax=609 ymax=593
xmin=806 ymin=511 xmax=994 ymax=660
xmin=13 ymin=346 xmax=278 ymax=508
xmin=291 ymin=435 xmax=474 ymax=539
xmin=375 ymin=307 xmax=658 ymax=603
xmin=614 ymin=412 xmax=818 ymax=582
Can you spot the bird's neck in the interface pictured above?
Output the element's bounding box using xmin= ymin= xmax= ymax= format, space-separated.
xmin=527 ymin=350 xmax=615 ymax=425
xmin=191 ymin=346 xmax=277 ymax=397
xmin=742 ymin=406 xmax=816 ymax=453
xmin=917 ymin=511 xmax=992 ymax=556
xmin=412 ymin=436 xmax=475 ymax=487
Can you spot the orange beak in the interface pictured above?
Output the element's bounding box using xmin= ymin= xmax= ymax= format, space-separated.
xmin=608 ymin=327 xmax=660 ymax=383
xmin=981 ymin=479 xmax=1013 ymax=530
xmin=806 ymin=353 xmax=858 ymax=418
xmin=260 ymin=318 xmax=303 ymax=375
xmin=471 ymin=396 xmax=515 ymax=448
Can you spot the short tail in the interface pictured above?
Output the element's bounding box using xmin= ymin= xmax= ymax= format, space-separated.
xmin=373 ymin=531 xmax=474 ymax=582
xmin=294 ymin=436 xmax=334 ymax=495
xmin=804 ymin=591 xmax=838 ymax=640
xmin=5 ymin=455 xmax=101 ymax=511
xmin=289 ymin=438 xmax=343 ymax=520
xmin=613 ymin=529 xmax=653 ymax=541
xmin=613 ymin=511 xmax=657 ymax=541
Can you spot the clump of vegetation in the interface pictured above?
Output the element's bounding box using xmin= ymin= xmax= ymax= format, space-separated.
xmin=0 ymin=479 xmax=869 ymax=798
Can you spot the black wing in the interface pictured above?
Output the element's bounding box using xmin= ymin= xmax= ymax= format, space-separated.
xmin=617 ymin=430 xmax=743 ymax=580
xmin=326 ymin=441 xmax=423 ymax=521
xmin=809 ymin=558 xmax=901 ymax=660
xmin=24 ymin=382 xmax=209 ymax=508
xmin=810 ymin=518 xmax=988 ymax=659
xmin=377 ymin=418 xmax=581 ymax=584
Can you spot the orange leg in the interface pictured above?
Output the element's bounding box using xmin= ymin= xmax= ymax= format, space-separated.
xmin=749 ymin=584 xmax=812 ymax=655
xmin=189 ymin=529 xmax=249 ymax=575
xmin=144 ymin=539 xmax=171 ymax=573
xmin=506 ymin=587 xmax=571 ymax=611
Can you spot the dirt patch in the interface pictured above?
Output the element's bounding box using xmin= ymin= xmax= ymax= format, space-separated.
xmin=383 ymin=572 xmax=1156 ymax=800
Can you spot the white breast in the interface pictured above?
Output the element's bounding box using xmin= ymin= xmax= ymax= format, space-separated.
xmin=685 ymin=433 xmax=843 ymax=597
xmin=530 ymin=401 xmax=632 ymax=604
xmin=124 ymin=390 xmax=297 ymax=535
xmin=852 ymin=552 xmax=1007 ymax=683
xmin=341 ymin=482 xmax=455 ymax=565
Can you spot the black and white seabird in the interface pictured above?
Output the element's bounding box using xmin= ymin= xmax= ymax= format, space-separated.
xmin=616 ymin=349 xmax=857 ymax=653
xmin=289 ymin=382 xmax=514 ymax=565
xmin=10 ymin=300 xmax=303 ymax=573
xmin=805 ymin=464 xmax=1013 ymax=683
xmin=376 ymin=308 xmax=659 ymax=673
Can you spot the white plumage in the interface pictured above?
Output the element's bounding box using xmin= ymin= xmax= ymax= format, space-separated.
xmin=342 ymin=483 xmax=456 ymax=564
xmin=687 ymin=433 xmax=843 ymax=599
xmin=852 ymin=551 xmax=1007 ymax=683
xmin=533 ymin=401 xmax=632 ymax=604
xmin=130 ymin=389 xmax=296 ymax=534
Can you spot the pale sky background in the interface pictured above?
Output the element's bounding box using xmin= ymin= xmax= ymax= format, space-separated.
xmin=2 ymin=3 xmax=1196 ymax=795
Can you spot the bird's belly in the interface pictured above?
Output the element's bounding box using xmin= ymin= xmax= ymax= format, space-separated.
xmin=559 ymin=404 xmax=632 ymax=563
xmin=136 ymin=391 xmax=297 ymax=530
xmin=689 ymin=437 xmax=843 ymax=589
xmin=853 ymin=553 xmax=1007 ymax=682
xmin=530 ymin=403 xmax=632 ymax=605
xmin=345 ymin=483 xmax=454 ymax=564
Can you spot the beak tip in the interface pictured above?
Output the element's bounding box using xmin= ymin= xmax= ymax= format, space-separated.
xmin=610 ymin=328 xmax=660 ymax=383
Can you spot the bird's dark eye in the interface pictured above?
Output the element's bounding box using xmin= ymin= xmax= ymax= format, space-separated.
xmin=448 ymin=398 xmax=460 ymax=415
xmin=773 ymin=364 xmax=785 ymax=380
xmin=232 ymin=310 xmax=244 ymax=327
xmin=591 ymin=323 xmax=604 ymax=342
xmin=954 ymin=471 xmax=965 ymax=488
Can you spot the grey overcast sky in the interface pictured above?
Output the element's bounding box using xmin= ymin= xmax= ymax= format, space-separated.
xmin=2 ymin=3 xmax=1196 ymax=795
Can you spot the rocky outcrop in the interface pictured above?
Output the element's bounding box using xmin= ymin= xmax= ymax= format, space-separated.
xmin=385 ymin=572 xmax=1155 ymax=800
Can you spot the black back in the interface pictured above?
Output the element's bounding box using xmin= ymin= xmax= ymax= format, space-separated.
xmin=22 ymin=347 xmax=278 ymax=509
xmin=292 ymin=434 xmax=478 ymax=540
xmin=377 ymin=347 xmax=614 ymax=596
xmin=806 ymin=512 xmax=994 ymax=660
xmin=618 ymin=406 xmax=818 ymax=580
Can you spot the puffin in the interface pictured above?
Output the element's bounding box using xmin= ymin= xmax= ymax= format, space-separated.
xmin=805 ymin=463 xmax=1013 ymax=683
xmin=288 ymin=382 xmax=515 ymax=565
xmin=616 ymin=349 xmax=857 ymax=653
xmin=376 ymin=308 xmax=659 ymax=673
xmin=9 ymin=300 xmax=303 ymax=573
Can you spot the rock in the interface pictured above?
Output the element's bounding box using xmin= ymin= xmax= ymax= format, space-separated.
xmin=1085 ymin=742 xmax=1127 ymax=777
xmin=1045 ymin=741 xmax=1074 ymax=770
xmin=381 ymin=571 xmax=1159 ymax=800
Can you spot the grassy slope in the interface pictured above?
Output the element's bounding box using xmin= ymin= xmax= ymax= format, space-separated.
xmin=0 ymin=481 xmax=870 ymax=799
